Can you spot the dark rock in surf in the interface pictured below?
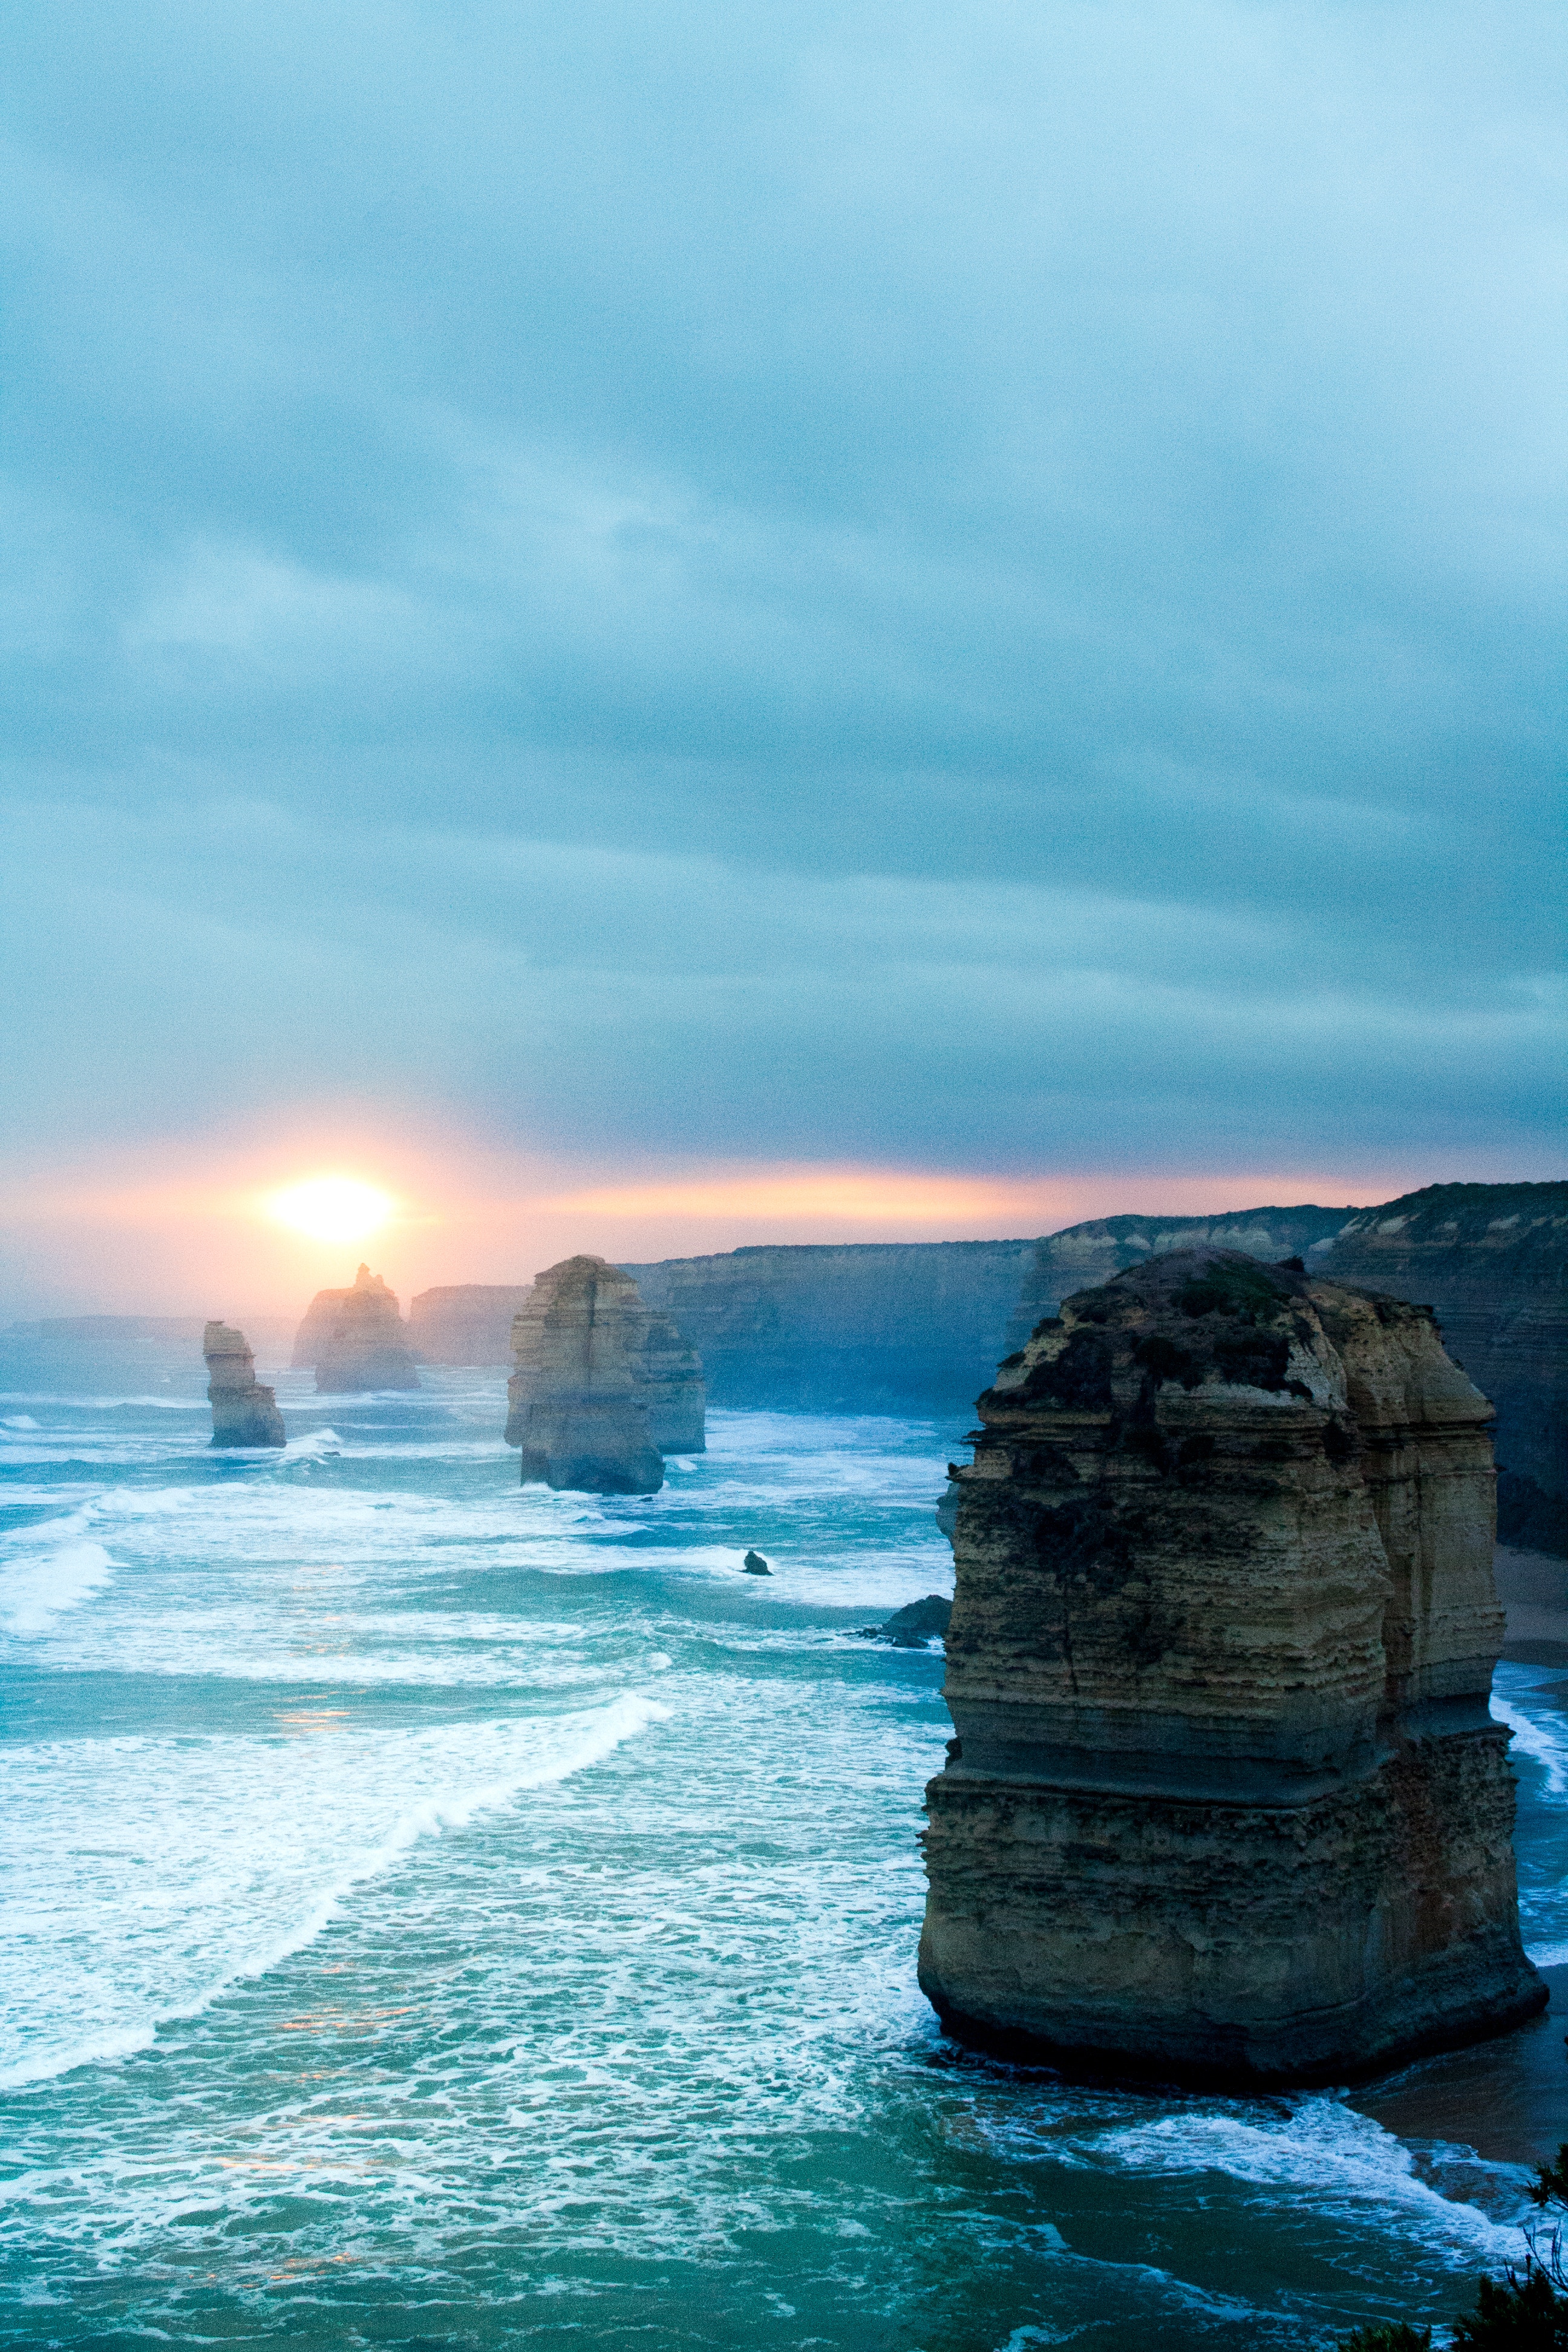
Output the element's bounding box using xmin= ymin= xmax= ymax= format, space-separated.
xmin=742 ymin=1550 xmax=771 ymax=1575
xmin=858 ymin=1594 xmax=952 ymax=1647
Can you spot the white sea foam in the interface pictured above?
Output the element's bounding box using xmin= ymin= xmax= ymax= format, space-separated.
xmin=0 ymin=1691 xmax=670 ymax=2089
xmin=0 ymin=1515 xmax=117 ymax=1633
xmin=1494 ymin=1696 xmax=1568 ymax=1797
xmin=2 ymin=1413 xmax=40 ymax=1429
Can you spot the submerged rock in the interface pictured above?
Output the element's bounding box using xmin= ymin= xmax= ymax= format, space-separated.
xmin=859 ymin=1594 xmax=951 ymax=1647
xmin=920 ymin=1246 xmax=1544 ymax=2088
xmin=203 ymin=1322 xmax=286 ymax=1447
xmin=305 ymin=1266 xmax=420 ymax=1393
xmin=742 ymin=1550 xmax=771 ymax=1575
xmin=506 ymin=1257 xmax=664 ymax=1495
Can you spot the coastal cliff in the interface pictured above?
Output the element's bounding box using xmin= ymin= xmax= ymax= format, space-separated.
xmin=626 ymin=1307 xmax=706 ymax=1451
xmin=505 ymin=1256 xmax=664 ymax=1494
xmin=202 ymin=1322 xmax=286 ymax=1447
xmin=408 ymin=1285 xmax=534 ymax=1364
xmin=1001 ymin=1206 xmax=1357 ymax=1352
xmin=1315 ymin=1183 xmax=1567 ymax=1555
xmin=920 ymin=1247 xmax=1542 ymax=2086
xmin=622 ymin=1240 xmax=1039 ymax=1411
xmin=298 ymin=1266 xmax=420 ymax=1393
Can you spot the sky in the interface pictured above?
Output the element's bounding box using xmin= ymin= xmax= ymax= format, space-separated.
xmin=1 ymin=1 xmax=1563 ymax=1316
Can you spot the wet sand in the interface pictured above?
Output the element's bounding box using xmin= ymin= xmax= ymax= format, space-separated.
xmin=1351 ymin=1964 xmax=1566 ymax=2166
xmin=1497 ymin=1544 xmax=1568 ymax=1666
xmin=1350 ymin=1550 xmax=1568 ymax=2167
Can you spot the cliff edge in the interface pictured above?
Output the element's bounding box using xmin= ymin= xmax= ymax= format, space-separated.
xmin=920 ymin=1247 xmax=1543 ymax=2087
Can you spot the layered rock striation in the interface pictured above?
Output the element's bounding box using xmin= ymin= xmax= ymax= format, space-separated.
xmin=203 ymin=1322 xmax=286 ymax=1447
xmin=920 ymin=1247 xmax=1543 ymax=2087
xmin=299 ymin=1266 xmax=420 ymax=1393
xmin=1314 ymin=1183 xmax=1567 ymax=1555
xmin=505 ymin=1257 xmax=664 ymax=1494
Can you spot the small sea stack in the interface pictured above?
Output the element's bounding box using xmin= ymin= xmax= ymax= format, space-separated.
xmin=301 ymin=1265 xmax=420 ymax=1393
xmin=203 ymin=1322 xmax=286 ymax=1447
xmin=505 ymin=1256 xmax=664 ymax=1495
xmin=919 ymin=1246 xmax=1543 ymax=2087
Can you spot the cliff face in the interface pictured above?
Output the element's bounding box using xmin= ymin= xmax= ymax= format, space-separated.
xmin=505 ymin=1256 xmax=664 ymax=1494
xmin=301 ymin=1266 xmax=420 ymax=1393
xmin=1314 ymin=1183 xmax=1567 ymax=1555
xmin=920 ymin=1247 xmax=1541 ymax=2086
xmin=203 ymin=1322 xmax=286 ymax=1447
xmin=408 ymin=1285 xmax=534 ymax=1365
xmin=622 ymin=1241 xmax=1039 ymax=1411
xmin=626 ymin=1308 xmax=706 ymax=1451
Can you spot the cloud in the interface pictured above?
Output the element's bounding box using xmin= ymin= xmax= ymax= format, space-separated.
xmin=0 ymin=0 xmax=1562 ymax=1287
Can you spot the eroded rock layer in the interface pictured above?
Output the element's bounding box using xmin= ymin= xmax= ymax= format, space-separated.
xmin=203 ymin=1322 xmax=286 ymax=1447
xmin=505 ymin=1257 xmax=664 ymax=1494
xmin=305 ymin=1266 xmax=420 ymax=1393
xmin=920 ymin=1248 xmax=1542 ymax=2086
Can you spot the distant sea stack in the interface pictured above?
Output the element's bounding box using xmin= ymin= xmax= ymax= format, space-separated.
xmin=408 ymin=1285 xmax=535 ymax=1365
xmin=298 ymin=1266 xmax=420 ymax=1393
xmin=1314 ymin=1183 xmax=1567 ymax=1556
xmin=203 ymin=1322 xmax=286 ymax=1447
xmin=505 ymin=1256 xmax=665 ymax=1494
xmin=920 ymin=1247 xmax=1543 ymax=2087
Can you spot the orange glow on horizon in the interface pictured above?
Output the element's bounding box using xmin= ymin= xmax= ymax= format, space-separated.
xmin=540 ymin=1168 xmax=1074 ymax=1224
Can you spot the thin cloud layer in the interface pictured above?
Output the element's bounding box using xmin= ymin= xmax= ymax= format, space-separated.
xmin=1 ymin=0 xmax=1563 ymax=1278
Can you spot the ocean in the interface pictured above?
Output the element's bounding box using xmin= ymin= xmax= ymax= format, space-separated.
xmin=2 ymin=1345 xmax=1564 ymax=2350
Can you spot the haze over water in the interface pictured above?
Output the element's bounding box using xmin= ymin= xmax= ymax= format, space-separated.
xmin=3 ymin=1341 xmax=1564 ymax=2350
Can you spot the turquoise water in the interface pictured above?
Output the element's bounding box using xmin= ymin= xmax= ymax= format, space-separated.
xmin=2 ymin=1353 xmax=1563 ymax=2351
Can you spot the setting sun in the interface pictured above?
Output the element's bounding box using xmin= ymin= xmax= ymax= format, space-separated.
xmin=267 ymin=1175 xmax=394 ymax=1244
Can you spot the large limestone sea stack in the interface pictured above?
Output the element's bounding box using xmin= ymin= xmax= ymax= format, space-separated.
xmin=920 ymin=1247 xmax=1544 ymax=2086
xmin=203 ymin=1322 xmax=286 ymax=1447
xmin=296 ymin=1266 xmax=420 ymax=1393
xmin=505 ymin=1256 xmax=665 ymax=1494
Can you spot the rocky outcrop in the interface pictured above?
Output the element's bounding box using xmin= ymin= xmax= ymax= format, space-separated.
xmin=300 ymin=1266 xmax=420 ymax=1393
xmin=920 ymin=1247 xmax=1543 ymax=2087
xmin=860 ymin=1595 xmax=952 ymax=1647
xmin=1313 ymin=1184 xmax=1567 ymax=1556
xmin=505 ymin=1256 xmax=664 ymax=1494
xmin=203 ymin=1322 xmax=286 ymax=1446
xmin=408 ymin=1285 xmax=534 ymax=1365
